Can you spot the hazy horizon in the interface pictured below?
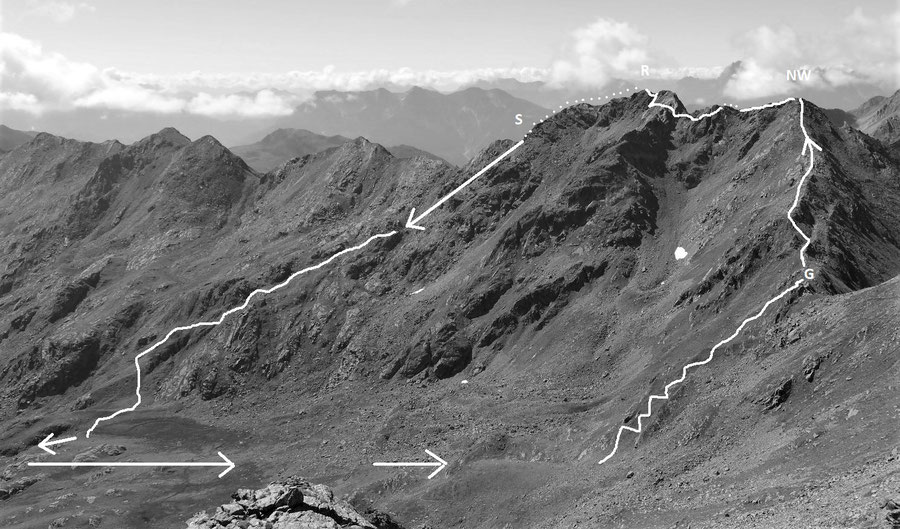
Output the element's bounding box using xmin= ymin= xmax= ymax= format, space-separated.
xmin=1 ymin=0 xmax=897 ymax=123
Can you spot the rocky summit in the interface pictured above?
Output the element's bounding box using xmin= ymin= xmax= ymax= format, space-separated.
xmin=0 ymin=90 xmax=898 ymax=528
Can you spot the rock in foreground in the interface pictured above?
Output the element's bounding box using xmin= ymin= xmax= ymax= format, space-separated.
xmin=186 ymin=478 xmax=403 ymax=529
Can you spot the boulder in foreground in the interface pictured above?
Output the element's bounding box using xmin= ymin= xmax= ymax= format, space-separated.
xmin=187 ymin=477 xmax=404 ymax=529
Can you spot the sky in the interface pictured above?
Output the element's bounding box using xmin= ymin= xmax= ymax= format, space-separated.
xmin=1 ymin=0 xmax=899 ymax=117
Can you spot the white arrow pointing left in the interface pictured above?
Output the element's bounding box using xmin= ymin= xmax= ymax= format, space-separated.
xmin=373 ymin=449 xmax=448 ymax=479
xmin=37 ymin=433 xmax=77 ymax=455
xmin=405 ymin=140 xmax=523 ymax=231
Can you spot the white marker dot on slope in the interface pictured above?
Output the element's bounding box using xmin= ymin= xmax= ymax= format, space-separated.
xmin=675 ymin=247 xmax=688 ymax=260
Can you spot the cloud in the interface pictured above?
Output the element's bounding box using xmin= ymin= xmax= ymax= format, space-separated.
xmin=724 ymin=8 xmax=900 ymax=99
xmin=23 ymin=0 xmax=95 ymax=23
xmin=0 ymin=92 xmax=42 ymax=114
xmin=185 ymin=90 xmax=300 ymax=118
xmin=649 ymin=66 xmax=724 ymax=80
xmin=0 ymin=32 xmax=103 ymax=109
xmin=147 ymin=66 xmax=550 ymax=94
xmin=0 ymin=32 xmax=553 ymax=117
xmin=0 ymin=33 xmax=297 ymax=117
xmin=549 ymin=18 xmax=652 ymax=88
xmin=724 ymin=59 xmax=796 ymax=99
xmin=72 ymin=82 xmax=185 ymax=114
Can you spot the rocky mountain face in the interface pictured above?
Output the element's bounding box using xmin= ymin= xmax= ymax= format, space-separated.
xmin=273 ymin=86 xmax=548 ymax=165
xmin=232 ymin=128 xmax=448 ymax=173
xmin=851 ymin=90 xmax=900 ymax=146
xmin=0 ymin=91 xmax=898 ymax=528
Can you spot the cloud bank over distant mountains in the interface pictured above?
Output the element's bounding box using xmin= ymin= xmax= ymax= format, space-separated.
xmin=723 ymin=9 xmax=900 ymax=99
xmin=0 ymin=8 xmax=896 ymax=119
xmin=0 ymin=31 xmax=549 ymax=117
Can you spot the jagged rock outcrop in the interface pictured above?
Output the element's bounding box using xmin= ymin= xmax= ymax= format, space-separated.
xmin=0 ymin=474 xmax=43 ymax=501
xmin=884 ymin=498 xmax=900 ymax=528
xmin=186 ymin=478 xmax=403 ymax=529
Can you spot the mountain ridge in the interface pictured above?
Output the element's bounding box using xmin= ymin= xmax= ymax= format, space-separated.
xmin=232 ymin=127 xmax=449 ymax=172
xmin=851 ymin=89 xmax=900 ymax=145
xmin=271 ymin=86 xmax=548 ymax=165
xmin=0 ymin=91 xmax=897 ymax=528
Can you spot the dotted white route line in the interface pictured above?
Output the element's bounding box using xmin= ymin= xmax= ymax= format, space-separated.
xmin=524 ymin=87 xmax=642 ymax=137
xmin=85 ymin=230 xmax=398 ymax=438
xmin=597 ymin=93 xmax=821 ymax=466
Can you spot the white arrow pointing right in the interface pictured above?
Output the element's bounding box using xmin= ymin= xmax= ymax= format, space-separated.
xmin=28 ymin=451 xmax=236 ymax=478
xmin=373 ymin=449 xmax=448 ymax=479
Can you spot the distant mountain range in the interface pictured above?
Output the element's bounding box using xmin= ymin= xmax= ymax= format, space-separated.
xmin=231 ymin=129 xmax=351 ymax=172
xmin=1 ymin=86 xmax=545 ymax=166
xmin=474 ymin=62 xmax=888 ymax=111
xmin=2 ymin=83 xmax=897 ymax=170
xmin=231 ymin=128 xmax=448 ymax=172
xmin=269 ymin=86 xmax=547 ymax=165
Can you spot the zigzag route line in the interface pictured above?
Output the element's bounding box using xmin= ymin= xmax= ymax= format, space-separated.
xmin=596 ymin=90 xmax=823 ymax=465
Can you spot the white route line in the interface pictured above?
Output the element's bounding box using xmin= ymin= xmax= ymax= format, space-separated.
xmin=85 ymin=231 xmax=397 ymax=438
xmin=646 ymin=89 xmax=725 ymax=121
xmin=790 ymin=98 xmax=823 ymax=268
xmin=597 ymin=91 xmax=821 ymax=465
xmin=739 ymin=98 xmax=797 ymax=113
xmin=646 ymin=88 xmax=797 ymax=120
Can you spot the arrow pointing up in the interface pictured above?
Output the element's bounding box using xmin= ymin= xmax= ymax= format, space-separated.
xmin=405 ymin=140 xmax=523 ymax=231
xmin=373 ymin=449 xmax=448 ymax=479
xmin=28 ymin=451 xmax=236 ymax=478
xmin=37 ymin=433 xmax=77 ymax=455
